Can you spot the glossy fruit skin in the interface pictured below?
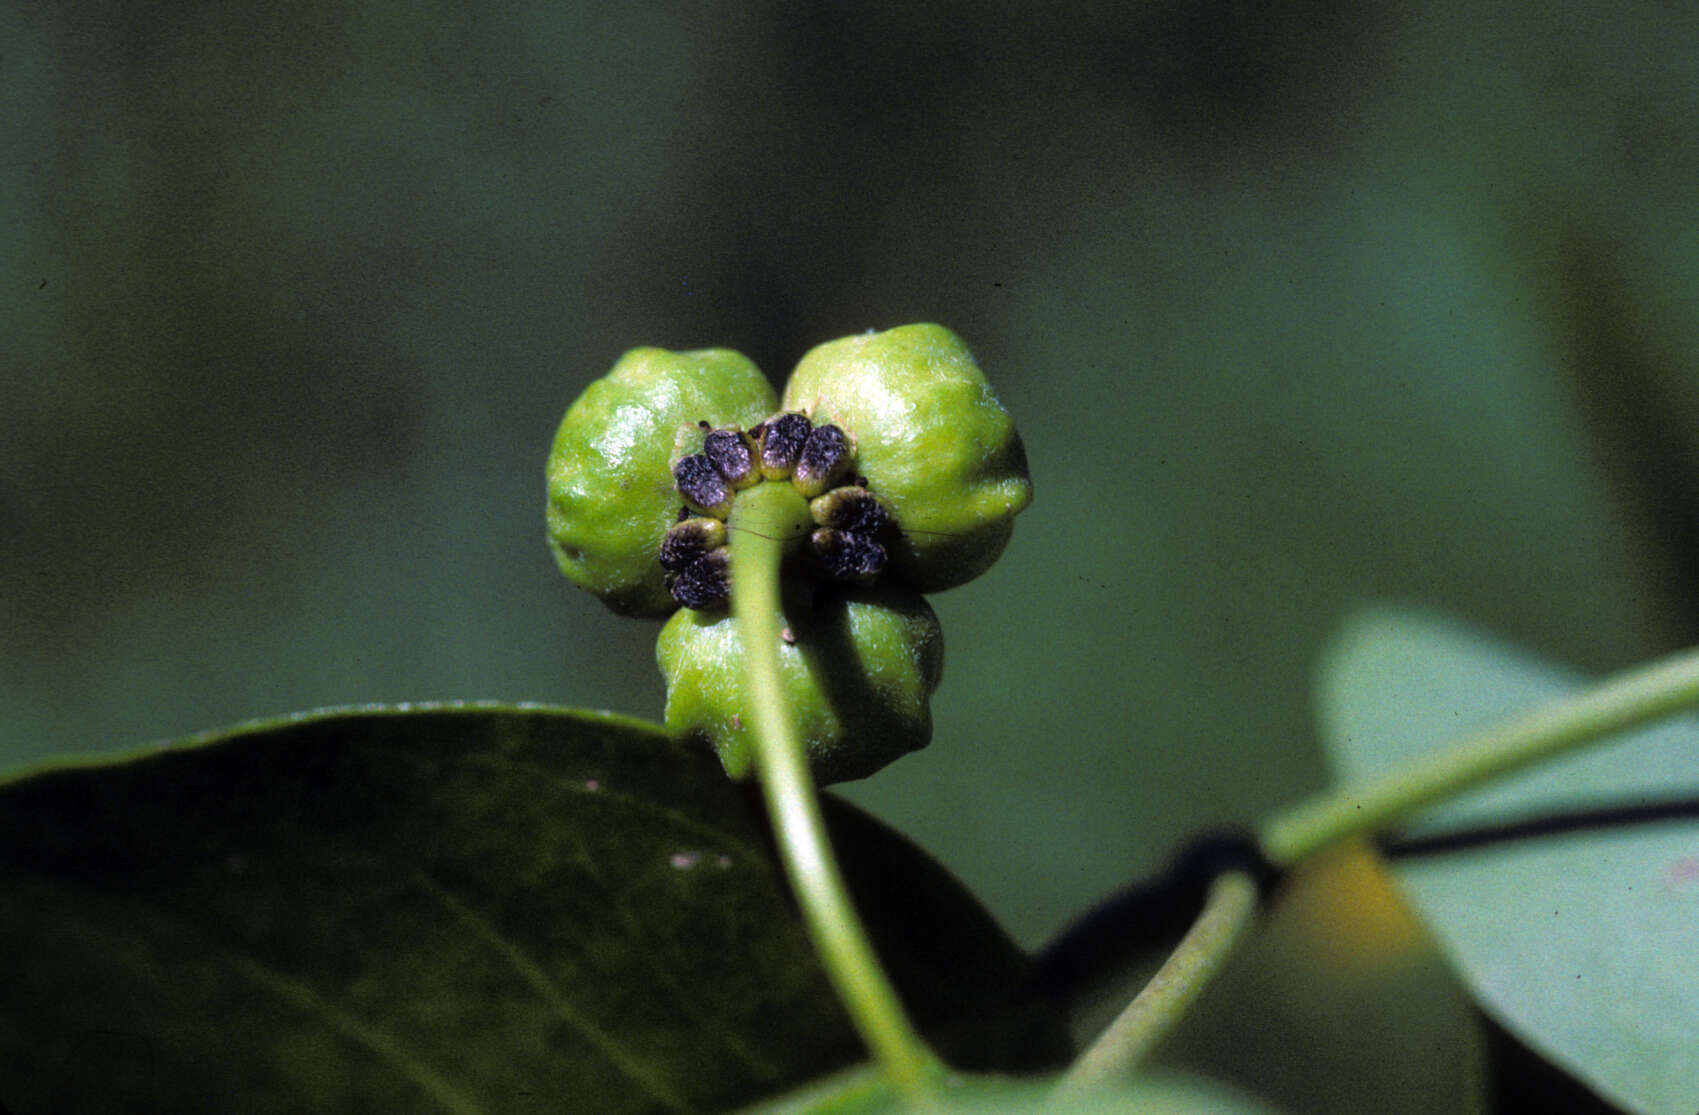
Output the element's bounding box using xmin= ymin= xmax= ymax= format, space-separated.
xmin=783 ymin=323 xmax=1032 ymax=593
xmin=657 ymin=586 xmax=945 ymax=785
xmin=546 ymin=347 xmax=776 ymax=616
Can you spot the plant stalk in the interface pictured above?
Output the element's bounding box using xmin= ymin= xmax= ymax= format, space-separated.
xmin=1053 ymin=870 xmax=1259 ymax=1096
xmin=727 ymin=483 xmax=940 ymax=1104
xmin=1259 ymin=642 xmax=1699 ymax=867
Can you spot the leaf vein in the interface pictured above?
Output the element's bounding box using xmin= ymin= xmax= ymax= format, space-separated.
xmin=224 ymin=953 xmax=490 ymax=1115
xmin=411 ymin=870 xmax=699 ymax=1115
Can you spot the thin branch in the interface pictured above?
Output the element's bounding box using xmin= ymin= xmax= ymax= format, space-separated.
xmin=1259 ymin=643 xmax=1699 ymax=868
xmin=728 ymin=483 xmax=940 ymax=1103
xmin=1053 ymin=870 xmax=1260 ymax=1096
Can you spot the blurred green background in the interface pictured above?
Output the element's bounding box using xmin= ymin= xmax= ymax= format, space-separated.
xmin=7 ymin=2 xmax=1697 ymax=1110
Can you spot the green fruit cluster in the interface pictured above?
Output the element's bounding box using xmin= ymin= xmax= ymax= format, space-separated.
xmin=546 ymin=324 xmax=1031 ymax=783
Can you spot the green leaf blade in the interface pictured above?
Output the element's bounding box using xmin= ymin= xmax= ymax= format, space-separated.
xmin=0 ymin=704 xmax=1065 ymax=1114
xmin=1316 ymin=609 xmax=1699 ymax=1115
xmin=738 ymin=1067 xmax=1283 ymax=1115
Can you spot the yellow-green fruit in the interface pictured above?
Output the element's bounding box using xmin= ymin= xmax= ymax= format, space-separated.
xmin=546 ymin=347 xmax=776 ymax=616
xmin=783 ymin=323 xmax=1032 ymax=592
xmin=657 ymin=587 xmax=944 ymax=784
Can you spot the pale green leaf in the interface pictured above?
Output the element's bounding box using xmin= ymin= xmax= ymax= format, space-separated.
xmin=1317 ymin=608 xmax=1699 ymax=1115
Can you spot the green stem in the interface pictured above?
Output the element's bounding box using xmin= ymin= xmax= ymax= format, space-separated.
xmin=727 ymin=483 xmax=941 ymax=1104
xmin=1053 ymin=871 xmax=1259 ymax=1096
xmin=1259 ymin=642 xmax=1699 ymax=868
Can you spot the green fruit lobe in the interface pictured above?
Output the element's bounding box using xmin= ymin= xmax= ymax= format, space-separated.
xmin=782 ymin=324 xmax=1032 ymax=592
xmin=546 ymin=347 xmax=776 ymax=616
xmin=657 ymin=587 xmax=944 ymax=784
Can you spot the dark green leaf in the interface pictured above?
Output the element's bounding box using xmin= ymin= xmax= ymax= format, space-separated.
xmin=0 ymin=704 xmax=1067 ymax=1114
xmin=1317 ymin=609 xmax=1699 ymax=1115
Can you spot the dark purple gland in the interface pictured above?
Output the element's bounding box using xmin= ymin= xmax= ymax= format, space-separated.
xmin=703 ymin=428 xmax=759 ymax=490
xmin=673 ymin=453 xmax=732 ymax=518
xmin=670 ymin=549 xmax=731 ymax=609
xmin=793 ymin=424 xmax=851 ymax=499
xmin=811 ymin=528 xmax=886 ymax=582
xmin=659 ymin=517 xmax=727 ymax=572
xmin=809 ymin=486 xmax=891 ymax=535
xmin=757 ymin=412 xmax=812 ymax=480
